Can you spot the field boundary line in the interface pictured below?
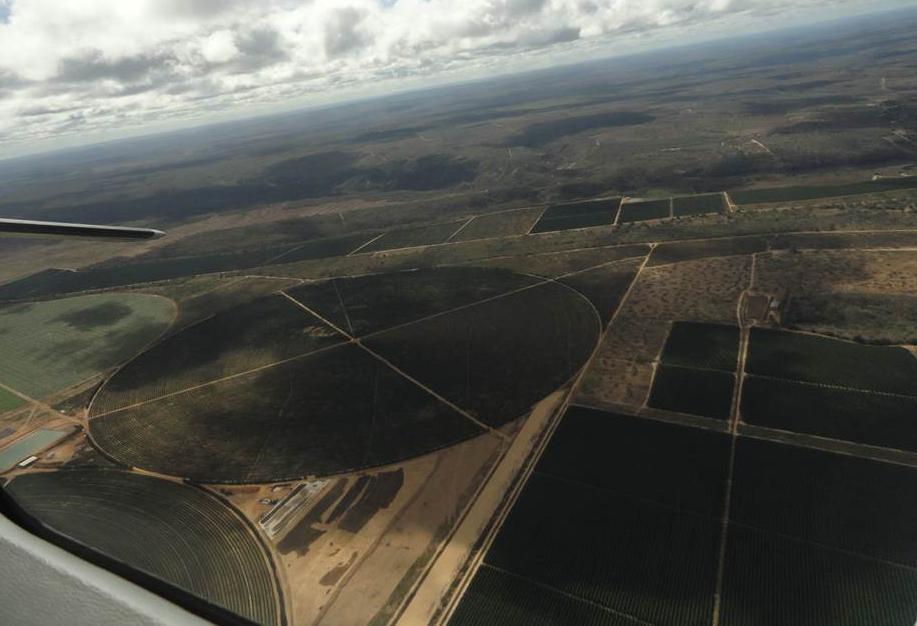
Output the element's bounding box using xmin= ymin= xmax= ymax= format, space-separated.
xmin=84 ymin=293 xmax=180 ymax=420
xmin=356 ymin=341 xmax=507 ymax=441
xmin=612 ymin=196 xmax=626 ymax=226
xmin=434 ymin=244 xmax=656 ymax=625
xmin=361 ymin=251 xmax=632 ymax=345
xmin=728 ymin=520 xmax=917 ymax=574
xmin=745 ymin=373 xmax=917 ymax=400
xmin=7 ymin=228 xmax=913 ymax=305
xmin=571 ymin=399 xmax=731 ymax=434
xmin=480 ymin=563 xmax=652 ymax=626
xmin=348 ymin=232 xmax=387 ymax=256
xmin=88 ymin=340 xmax=352 ymax=419
xmin=525 ymin=206 xmax=548 ymax=234
xmin=445 ymin=217 xmax=476 ymax=243
xmin=386 ymin=414 xmax=518 ymax=625
xmin=0 ymin=380 xmax=74 ymax=425
xmin=237 ymin=274 xmax=306 ymax=282
xmin=330 ymin=280 xmax=355 ymax=335
xmin=737 ymin=422 xmax=917 ymax=468
xmin=711 ymin=420 xmax=738 ymax=626
xmin=280 ymin=291 xmax=353 ymax=339
xmin=358 ymin=280 xmax=549 ymax=342
xmin=262 ymin=243 xmax=305 ymax=265
xmin=712 ymin=251 xmax=755 ymax=626
xmin=641 ymin=362 xmax=659 ymax=410
xmin=452 ymin=243 xmax=650 ymax=268
xmin=89 ymin=259 xmax=628 ymax=422
xmin=640 ymin=320 xmax=673 ymax=409
xmin=235 ymin=226 xmax=917 ymax=275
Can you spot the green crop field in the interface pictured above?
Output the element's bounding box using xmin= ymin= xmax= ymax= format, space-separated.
xmin=450 ymin=564 xmax=633 ymax=626
xmin=0 ymin=294 xmax=175 ymax=399
xmin=745 ymin=328 xmax=917 ymax=396
xmin=90 ymin=266 xmax=595 ymax=481
xmin=672 ymin=193 xmax=727 ymax=217
xmin=724 ymin=437 xmax=917 ymax=624
xmin=450 ymin=207 xmax=544 ymax=242
xmin=0 ymin=247 xmax=293 ymax=303
xmin=486 ymin=472 xmax=721 ymax=625
xmin=470 ymin=243 xmax=649 ymax=279
xmin=7 ymin=470 xmax=282 ymax=625
xmin=729 ymin=177 xmax=917 ymax=206
xmin=537 ymin=407 xmax=730 ymax=517
xmin=452 ymin=407 xmax=727 ymax=625
xmin=540 ymin=198 xmax=622 ymax=220
xmin=740 ymin=376 xmax=917 ymax=452
xmin=731 ymin=437 xmax=917 ymax=566
xmin=364 ymin=281 xmax=599 ymax=427
xmin=91 ymin=343 xmax=481 ymax=482
xmin=274 ymin=232 xmax=380 ymax=262
xmin=90 ymin=293 xmax=346 ymax=415
xmin=0 ymin=387 xmax=25 ymax=414
xmin=661 ymin=322 xmax=740 ymax=371
xmin=530 ymin=211 xmax=617 ymax=233
xmin=618 ymin=198 xmax=671 ymax=223
xmin=720 ymin=525 xmax=917 ymax=626
xmin=649 ymin=236 xmax=768 ymax=266
xmin=648 ymin=364 xmax=735 ymax=420
xmin=530 ymin=198 xmax=620 ymax=233
xmin=557 ymin=259 xmax=640 ymax=325
xmin=289 ymin=266 xmax=541 ymax=336
xmin=359 ymin=219 xmax=466 ymax=253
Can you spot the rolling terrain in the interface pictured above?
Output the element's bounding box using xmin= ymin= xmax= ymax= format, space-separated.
xmin=2 ymin=10 xmax=917 ymax=626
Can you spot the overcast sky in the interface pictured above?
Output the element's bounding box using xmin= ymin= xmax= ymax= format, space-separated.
xmin=0 ymin=0 xmax=910 ymax=159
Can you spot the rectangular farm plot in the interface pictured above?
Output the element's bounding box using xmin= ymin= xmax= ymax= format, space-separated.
xmin=729 ymin=177 xmax=917 ymax=206
xmin=529 ymin=197 xmax=621 ymax=234
xmin=720 ymin=436 xmax=917 ymax=625
xmin=730 ymin=436 xmax=917 ymax=567
xmin=358 ymin=220 xmax=467 ymax=253
xmin=746 ymin=327 xmax=917 ymax=396
xmin=538 ymin=407 xmax=731 ymax=516
xmin=484 ymin=472 xmax=721 ymax=626
xmin=672 ymin=193 xmax=727 ymax=217
xmin=649 ymin=236 xmax=768 ymax=267
xmin=648 ymin=364 xmax=735 ymax=420
xmin=720 ymin=525 xmax=917 ymax=626
xmin=449 ymin=207 xmax=544 ymax=242
xmin=618 ymin=198 xmax=671 ymax=223
xmin=449 ymin=564 xmax=633 ymax=626
xmin=0 ymin=428 xmax=73 ymax=472
xmin=660 ymin=322 xmax=740 ymax=371
xmin=271 ymin=232 xmax=382 ymax=262
xmin=452 ymin=407 xmax=728 ymax=625
xmin=741 ymin=376 xmax=917 ymax=452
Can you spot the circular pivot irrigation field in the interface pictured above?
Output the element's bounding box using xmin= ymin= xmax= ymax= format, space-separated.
xmin=6 ymin=469 xmax=282 ymax=625
xmin=89 ymin=267 xmax=600 ymax=483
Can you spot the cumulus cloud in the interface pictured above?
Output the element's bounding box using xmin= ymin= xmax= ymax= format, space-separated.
xmin=0 ymin=0 xmax=867 ymax=153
